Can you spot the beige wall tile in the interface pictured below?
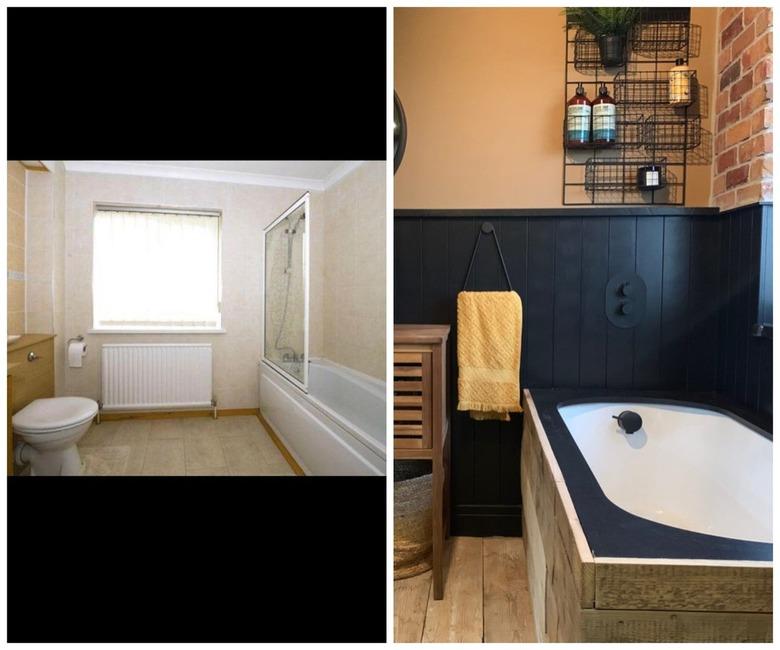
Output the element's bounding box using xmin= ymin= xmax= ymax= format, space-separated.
xmin=7 ymin=312 xmax=24 ymax=336
xmin=8 ymin=175 xmax=25 ymax=217
xmin=7 ymin=279 xmax=24 ymax=313
xmin=8 ymin=161 xmax=25 ymax=183
xmin=7 ymin=243 xmax=24 ymax=273
xmin=319 ymin=161 xmax=386 ymax=380
xmin=7 ymin=212 xmax=25 ymax=247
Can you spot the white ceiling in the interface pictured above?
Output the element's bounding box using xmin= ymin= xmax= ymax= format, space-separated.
xmin=62 ymin=160 xmax=365 ymax=190
xmin=128 ymin=160 xmax=347 ymax=180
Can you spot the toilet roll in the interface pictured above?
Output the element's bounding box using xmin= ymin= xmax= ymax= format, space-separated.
xmin=68 ymin=340 xmax=87 ymax=368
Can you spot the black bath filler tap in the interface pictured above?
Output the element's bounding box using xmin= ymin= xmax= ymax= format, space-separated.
xmin=612 ymin=410 xmax=643 ymax=434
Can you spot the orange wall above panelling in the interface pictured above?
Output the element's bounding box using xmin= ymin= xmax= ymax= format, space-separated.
xmin=394 ymin=7 xmax=718 ymax=209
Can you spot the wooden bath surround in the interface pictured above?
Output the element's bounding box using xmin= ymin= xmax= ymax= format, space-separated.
xmin=521 ymin=389 xmax=773 ymax=642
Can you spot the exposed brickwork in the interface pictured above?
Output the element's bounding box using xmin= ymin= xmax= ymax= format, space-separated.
xmin=712 ymin=7 xmax=773 ymax=208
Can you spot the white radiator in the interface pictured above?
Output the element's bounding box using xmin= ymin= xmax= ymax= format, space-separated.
xmin=101 ymin=343 xmax=213 ymax=411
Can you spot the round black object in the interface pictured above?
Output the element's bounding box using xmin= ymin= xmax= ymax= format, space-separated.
xmin=394 ymin=91 xmax=408 ymax=174
xmin=612 ymin=410 xmax=643 ymax=434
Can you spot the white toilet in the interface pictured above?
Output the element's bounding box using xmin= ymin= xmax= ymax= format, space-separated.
xmin=13 ymin=397 xmax=99 ymax=476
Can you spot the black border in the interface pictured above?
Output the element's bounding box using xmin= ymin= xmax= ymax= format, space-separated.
xmin=529 ymin=388 xmax=772 ymax=561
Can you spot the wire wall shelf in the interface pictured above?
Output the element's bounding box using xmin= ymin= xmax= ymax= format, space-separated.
xmin=563 ymin=8 xmax=701 ymax=206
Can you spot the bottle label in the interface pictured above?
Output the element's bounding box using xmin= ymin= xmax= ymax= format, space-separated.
xmin=567 ymin=104 xmax=591 ymax=141
xmin=592 ymin=103 xmax=616 ymax=141
xmin=645 ymin=170 xmax=660 ymax=187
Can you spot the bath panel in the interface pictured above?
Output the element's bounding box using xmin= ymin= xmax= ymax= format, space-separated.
xmin=258 ymin=358 xmax=385 ymax=476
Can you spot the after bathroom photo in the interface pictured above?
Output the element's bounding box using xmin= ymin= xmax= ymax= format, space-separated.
xmin=393 ymin=5 xmax=772 ymax=643
xmin=7 ymin=160 xmax=386 ymax=477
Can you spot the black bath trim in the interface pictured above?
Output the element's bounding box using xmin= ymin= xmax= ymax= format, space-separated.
xmin=528 ymin=388 xmax=773 ymax=562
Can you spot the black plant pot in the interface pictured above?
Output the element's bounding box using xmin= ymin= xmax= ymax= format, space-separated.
xmin=597 ymin=34 xmax=626 ymax=67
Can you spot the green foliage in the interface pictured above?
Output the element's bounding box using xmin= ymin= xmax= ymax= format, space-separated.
xmin=564 ymin=7 xmax=640 ymax=37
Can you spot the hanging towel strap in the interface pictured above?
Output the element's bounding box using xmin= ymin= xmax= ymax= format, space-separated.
xmin=462 ymin=222 xmax=513 ymax=292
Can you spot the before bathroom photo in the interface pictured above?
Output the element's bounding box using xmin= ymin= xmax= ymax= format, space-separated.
xmin=7 ymin=160 xmax=386 ymax=478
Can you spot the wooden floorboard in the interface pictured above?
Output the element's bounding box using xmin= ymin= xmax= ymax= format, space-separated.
xmin=395 ymin=536 xmax=534 ymax=643
xmin=422 ymin=536 xmax=484 ymax=643
xmin=394 ymin=571 xmax=431 ymax=642
xmin=483 ymin=537 xmax=536 ymax=642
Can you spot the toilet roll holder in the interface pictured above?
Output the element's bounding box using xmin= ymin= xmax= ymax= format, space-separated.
xmin=67 ymin=335 xmax=85 ymax=348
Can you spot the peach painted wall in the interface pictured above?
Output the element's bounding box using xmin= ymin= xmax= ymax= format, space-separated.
xmin=395 ymin=7 xmax=718 ymax=209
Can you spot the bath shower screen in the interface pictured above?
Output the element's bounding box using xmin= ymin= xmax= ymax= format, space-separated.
xmin=263 ymin=194 xmax=309 ymax=389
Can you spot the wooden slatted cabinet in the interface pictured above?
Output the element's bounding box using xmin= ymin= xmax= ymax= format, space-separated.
xmin=394 ymin=324 xmax=451 ymax=600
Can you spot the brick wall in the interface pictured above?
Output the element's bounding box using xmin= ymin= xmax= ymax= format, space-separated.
xmin=712 ymin=7 xmax=773 ymax=209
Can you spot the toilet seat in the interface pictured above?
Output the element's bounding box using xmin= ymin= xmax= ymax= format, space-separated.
xmin=13 ymin=397 xmax=98 ymax=435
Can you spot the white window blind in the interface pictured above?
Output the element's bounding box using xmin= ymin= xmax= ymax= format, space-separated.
xmin=93 ymin=208 xmax=221 ymax=330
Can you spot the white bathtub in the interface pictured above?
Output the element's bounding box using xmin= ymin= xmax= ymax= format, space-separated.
xmin=259 ymin=357 xmax=385 ymax=475
xmin=558 ymin=401 xmax=772 ymax=544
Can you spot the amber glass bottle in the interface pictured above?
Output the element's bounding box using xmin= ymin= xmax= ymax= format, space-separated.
xmin=566 ymin=83 xmax=591 ymax=147
xmin=592 ymin=83 xmax=616 ymax=146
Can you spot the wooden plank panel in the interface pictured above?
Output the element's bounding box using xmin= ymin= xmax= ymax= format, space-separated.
xmin=394 ymin=352 xmax=423 ymax=364
xmin=687 ymin=215 xmax=721 ymax=391
xmin=394 ymin=380 xmax=422 ymax=392
xmin=395 ymin=218 xmax=422 ymax=323
xmin=448 ymin=218 xmax=478 ymax=517
xmin=594 ymin=560 xmax=772 ymax=612
xmin=660 ymin=216 xmax=691 ymax=388
xmin=633 ymin=216 xmax=664 ymax=388
xmin=606 ymin=216 xmax=636 ymax=388
xmin=578 ymin=217 xmax=609 ymax=387
xmin=394 ymin=571 xmax=431 ymax=643
xmin=525 ymin=217 xmax=556 ymax=386
xmin=483 ymin=537 xmax=536 ymax=642
xmin=422 ymin=536 xmax=483 ymax=642
xmin=552 ymin=217 xmax=582 ymax=387
xmin=422 ymin=218 xmax=451 ymax=324
xmin=394 ymin=410 xmax=422 ymax=422
xmin=581 ymin=608 xmax=772 ymax=643
xmin=395 ymin=395 xmax=423 ymax=406
xmin=394 ymin=366 xmax=423 ymax=378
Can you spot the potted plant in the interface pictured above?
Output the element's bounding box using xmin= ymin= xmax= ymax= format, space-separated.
xmin=565 ymin=7 xmax=640 ymax=67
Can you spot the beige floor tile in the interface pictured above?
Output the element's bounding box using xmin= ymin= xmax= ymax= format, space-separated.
xmin=185 ymin=431 xmax=226 ymax=470
xmin=142 ymin=439 xmax=185 ymax=475
xmin=186 ymin=466 xmax=230 ymax=476
xmin=79 ymin=421 xmax=121 ymax=447
xmin=263 ymin=455 xmax=296 ymax=476
xmin=253 ymin=429 xmax=284 ymax=457
xmin=81 ymin=446 xmax=131 ymax=475
xmin=113 ymin=420 xmax=151 ymax=445
xmin=181 ymin=416 xmax=217 ymax=437
xmin=218 ymin=415 xmax=260 ymax=436
xmin=221 ymin=435 xmax=268 ymax=475
xmin=123 ymin=442 xmax=148 ymax=476
xmin=149 ymin=418 xmax=186 ymax=440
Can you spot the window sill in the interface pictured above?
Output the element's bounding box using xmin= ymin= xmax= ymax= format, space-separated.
xmin=88 ymin=328 xmax=227 ymax=335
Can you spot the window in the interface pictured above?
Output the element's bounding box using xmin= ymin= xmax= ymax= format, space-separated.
xmin=92 ymin=206 xmax=222 ymax=331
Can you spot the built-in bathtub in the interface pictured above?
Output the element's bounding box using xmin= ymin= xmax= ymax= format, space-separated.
xmin=259 ymin=357 xmax=385 ymax=476
xmin=521 ymin=388 xmax=772 ymax=643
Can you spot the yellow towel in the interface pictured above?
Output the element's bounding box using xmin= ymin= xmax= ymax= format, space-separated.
xmin=457 ymin=291 xmax=523 ymax=422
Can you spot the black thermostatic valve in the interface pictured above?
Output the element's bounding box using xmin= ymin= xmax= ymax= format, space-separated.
xmin=606 ymin=273 xmax=647 ymax=328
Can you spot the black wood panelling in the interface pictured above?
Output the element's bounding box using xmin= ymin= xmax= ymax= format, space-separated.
xmin=717 ymin=203 xmax=773 ymax=419
xmin=394 ymin=207 xmax=734 ymax=536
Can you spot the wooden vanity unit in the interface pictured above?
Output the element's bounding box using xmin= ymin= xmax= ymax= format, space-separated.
xmin=393 ymin=324 xmax=450 ymax=600
xmin=7 ymin=335 xmax=56 ymax=476
xmin=521 ymin=389 xmax=772 ymax=642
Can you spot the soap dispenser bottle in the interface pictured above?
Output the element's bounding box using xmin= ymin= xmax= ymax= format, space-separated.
xmin=592 ymin=83 xmax=617 ymax=145
xmin=566 ymin=83 xmax=591 ymax=147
